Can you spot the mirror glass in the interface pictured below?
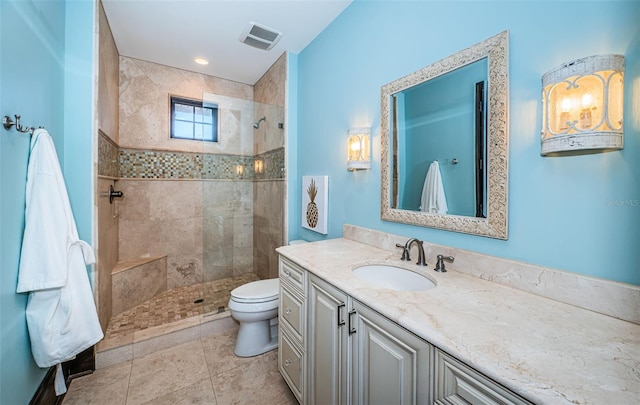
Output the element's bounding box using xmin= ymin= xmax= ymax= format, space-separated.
xmin=381 ymin=31 xmax=509 ymax=239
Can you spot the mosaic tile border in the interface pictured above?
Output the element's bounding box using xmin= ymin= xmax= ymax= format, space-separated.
xmin=254 ymin=147 xmax=284 ymax=181
xmin=98 ymin=125 xmax=284 ymax=180
xmin=119 ymin=148 xmax=282 ymax=180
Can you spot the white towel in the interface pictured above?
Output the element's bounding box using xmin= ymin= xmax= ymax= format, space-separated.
xmin=16 ymin=129 xmax=103 ymax=395
xmin=419 ymin=161 xmax=448 ymax=214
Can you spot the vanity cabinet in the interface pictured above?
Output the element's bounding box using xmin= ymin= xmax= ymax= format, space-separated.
xmin=278 ymin=258 xmax=307 ymax=403
xmin=308 ymin=274 xmax=349 ymax=404
xmin=434 ymin=350 xmax=531 ymax=405
xmin=279 ymin=256 xmax=530 ymax=405
xmin=350 ymin=299 xmax=433 ymax=404
xmin=307 ymin=273 xmax=432 ymax=405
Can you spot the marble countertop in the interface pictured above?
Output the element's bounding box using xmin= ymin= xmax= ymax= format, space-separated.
xmin=276 ymin=238 xmax=640 ymax=405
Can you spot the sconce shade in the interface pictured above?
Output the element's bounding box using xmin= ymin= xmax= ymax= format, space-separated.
xmin=347 ymin=127 xmax=371 ymax=171
xmin=541 ymin=54 xmax=624 ymax=155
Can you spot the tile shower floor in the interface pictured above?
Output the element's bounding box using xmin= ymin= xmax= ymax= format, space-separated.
xmin=62 ymin=327 xmax=297 ymax=405
xmin=105 ymin=273 xmax=259 ymax=341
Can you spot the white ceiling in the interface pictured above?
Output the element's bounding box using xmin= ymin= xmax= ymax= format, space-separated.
xmin=102 ymin=0 xmax=352 ymax=85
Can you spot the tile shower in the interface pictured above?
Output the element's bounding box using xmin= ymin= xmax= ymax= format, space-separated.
xmin=98 ymin=119 xmax=284 ymax=338
xmin=95 ymin=23 xmax=287 ymax=354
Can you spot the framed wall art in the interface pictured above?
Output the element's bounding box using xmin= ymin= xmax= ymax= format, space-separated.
xmin=302 ymin=175 xmax=328 ymax=234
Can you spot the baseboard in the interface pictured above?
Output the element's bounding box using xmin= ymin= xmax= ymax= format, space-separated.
xmin=29 ymin=367 xmax=63 ymax=405
xmin=29 ymin=346 xmax=95 ymax=405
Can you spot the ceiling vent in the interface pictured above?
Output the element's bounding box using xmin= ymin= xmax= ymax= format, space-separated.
xmin=239 ymin=22 xmax=282 ymax=51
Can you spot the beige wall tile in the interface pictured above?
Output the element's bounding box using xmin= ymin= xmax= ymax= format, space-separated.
xmin=97 ymin=178 xmax=119 ymax=331
xmin=119 ymin=57 xmax=254 ymax=154
xmin=117 ymin=180 xmax=151 ymax=221
xmin=253 ymin=181 xmax=284 ymax=279
xmin=254 ymin=52 xmax=286 ymax=107
xmin=253 ymin=53 xmax=286 ymax=155
xmin=97 ymin=1 xmax=119 ymax=143
xmin=167 ymin=254 xmax=204 ymax=289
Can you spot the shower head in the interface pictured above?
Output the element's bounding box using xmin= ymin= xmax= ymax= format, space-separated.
xmin=253 ymin=117 xmax=266 ymax=129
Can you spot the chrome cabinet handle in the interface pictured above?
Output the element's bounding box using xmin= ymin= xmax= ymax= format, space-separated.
xmin=285 ymin=308 xmax=292 ymax=315
xmin=285 ymin=359 xmax=292 ymax=367
xmin=348 ymin=309 xmax=357 ymax=335
xmin=337 ymin=302 xmax=346 ymax=326
xmin=284 ymin=269 xmax=291 ymax=277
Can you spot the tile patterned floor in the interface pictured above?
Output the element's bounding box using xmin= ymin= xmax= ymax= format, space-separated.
xmin=63 ymin=327 xmax=297 ymax=405
xmin=105 ymin=274 xmax=259 ymax=340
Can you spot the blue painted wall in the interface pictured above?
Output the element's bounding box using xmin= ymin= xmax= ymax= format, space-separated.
xmin=292 ymin=0 xmax=640 ymax=285
xmin=287 ymin=52 xmax=300 ymax=243
xmin=64 ymin=0 xmax=95 ymax=245
xmin=0 ymin=1 xmax=95 ymax=403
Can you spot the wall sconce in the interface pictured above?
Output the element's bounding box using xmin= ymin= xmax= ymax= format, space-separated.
xmin=236 ymin=164 xmax=244 ymax=177
xmin=541 ymin=54 xmax=624 ymax=155
xmin=347 ymin=127 xmax=371 ymax=171
xmin=254 ymin=159 xmax=264 ymax=174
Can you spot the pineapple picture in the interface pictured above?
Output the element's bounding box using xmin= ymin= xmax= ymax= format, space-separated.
xmin=306 ymin=179 xmax=319 ymax=228
xmin=302 ymin=176 xmax=328 ymax=234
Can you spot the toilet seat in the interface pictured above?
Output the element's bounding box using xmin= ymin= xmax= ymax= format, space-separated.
xmin=230 ymin=278 xmax=279 ymax=304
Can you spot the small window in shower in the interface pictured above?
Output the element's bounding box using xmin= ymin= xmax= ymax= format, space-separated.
xmin=170 ymin=96 xmax=218 ymax=142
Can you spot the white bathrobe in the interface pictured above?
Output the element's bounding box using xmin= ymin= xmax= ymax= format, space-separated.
xmin=420 ymin=160 xmax=448 ymax=214
xmin=16 ymin=129 xmax=103 ymax=395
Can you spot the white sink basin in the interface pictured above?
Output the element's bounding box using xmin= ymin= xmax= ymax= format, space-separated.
xmin=352 ymin=265 xmax=436 ymax=291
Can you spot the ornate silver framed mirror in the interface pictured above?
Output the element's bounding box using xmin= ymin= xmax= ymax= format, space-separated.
xmin=380 ymin=30 xmax=509 ymax=239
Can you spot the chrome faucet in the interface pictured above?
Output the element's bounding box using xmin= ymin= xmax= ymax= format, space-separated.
xmin=395 ymin=238 xmax=427 ymax=266
xmin=434 ymin=254 xmax=454 ymax=272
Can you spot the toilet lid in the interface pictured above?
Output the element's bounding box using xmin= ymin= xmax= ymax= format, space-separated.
xmin=231 ymin=278 xmax=279 ymax=303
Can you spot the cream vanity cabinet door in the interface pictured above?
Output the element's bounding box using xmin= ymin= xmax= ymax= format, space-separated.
xmin=350 ymin=300 xmax=433 ymax=405
xmin=434 ymin=349 xmax=532 ymax=405
xmin=306 ymin=273 xmax=432 ymax=405
xmin=308 ymin=274 xmax=350 ymax=405
xmin=278 ymin=257 xmax=307 ymax=404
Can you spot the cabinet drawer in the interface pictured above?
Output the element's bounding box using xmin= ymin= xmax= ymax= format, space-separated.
xmin=280 ymin=286 xmax=304 ymax=339
xmin=279 ymin=331 xmax=303 ymax=402
xmin=435 ymin=350 xmax=532 ymax=405
xmin=280 ymin=258 xmax=305 ymax=292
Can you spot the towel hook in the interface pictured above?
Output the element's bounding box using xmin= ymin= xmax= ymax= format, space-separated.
xmin=3 ymin=114 xmax=37 ymax=135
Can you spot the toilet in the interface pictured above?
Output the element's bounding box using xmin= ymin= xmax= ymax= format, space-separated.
xmin=228 ymin=240 xmax=307 ymax=357
xmin=228 ymin=278 xmax=280 ymax=357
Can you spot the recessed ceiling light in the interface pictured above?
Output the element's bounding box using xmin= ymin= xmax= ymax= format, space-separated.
xmin=194 ymin=57 xmax=209 ymax=65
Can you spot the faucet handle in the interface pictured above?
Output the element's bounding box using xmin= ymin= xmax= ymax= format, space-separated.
xmin=434 ymin=254 xmax=454 ymax=272
xmin=395 ymin=243 xmax=410 ymax=261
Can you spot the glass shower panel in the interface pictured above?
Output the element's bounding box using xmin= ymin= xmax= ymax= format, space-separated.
xmin=199 ymin=91 xmax=285 ymax=316
xmin=252 ymin=101 xmax=286 ymax=281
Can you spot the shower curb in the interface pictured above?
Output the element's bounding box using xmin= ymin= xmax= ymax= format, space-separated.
xmin=95 ymin=311 xmax=237 ymax=369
